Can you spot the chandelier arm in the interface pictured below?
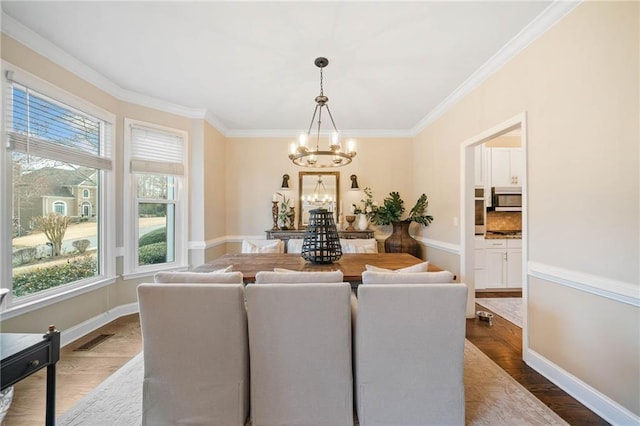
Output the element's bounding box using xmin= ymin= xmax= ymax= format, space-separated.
xmin=324 ymin=104 xmax=339 ymax=133
xmin=315 ymin=105 xmax=323 ymax=151
xmin=307 ymin=104 xmax=320 ymax=135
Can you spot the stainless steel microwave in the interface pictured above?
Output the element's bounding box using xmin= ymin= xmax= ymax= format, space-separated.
xmin=492 ymin=186 xmax=522 ymax=211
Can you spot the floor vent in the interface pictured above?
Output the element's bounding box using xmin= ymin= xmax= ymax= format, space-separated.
xmin=74 ymin=333 xmax=115 ymax=351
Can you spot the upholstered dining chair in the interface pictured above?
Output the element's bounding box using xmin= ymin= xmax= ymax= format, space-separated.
xmin=153 ymin=270 xmax=243 ymax=284
xmin=241 ymin=239 xmax=284 ymax=253
xmin=245 ymin=282 xmax=353 ymax=426
xmin=254 ymin=270 xmax=344 ymax=283
xmin=340 ymin=238 xmax=378 ymax=253
xmin=286 ymin=238 xmax=304 ymax=253
xmin=137 ymin=283 xmax=249 ymax=426
xmin=361 ymin=270 xmax=454 ymax=284
xmin=354 ymin=283 xmax=468 ymax=426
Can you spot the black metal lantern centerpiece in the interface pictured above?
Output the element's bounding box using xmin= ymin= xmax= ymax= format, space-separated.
xmin=301 ymin=208 xmax=342 ymax=264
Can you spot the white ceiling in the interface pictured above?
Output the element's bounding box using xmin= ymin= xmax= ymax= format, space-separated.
xmin=1 ymin=1 xmax=557 ymax=137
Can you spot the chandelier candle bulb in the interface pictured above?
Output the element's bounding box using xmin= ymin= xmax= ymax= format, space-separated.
xmin=272 ymin=193 xmax=278 ymax=202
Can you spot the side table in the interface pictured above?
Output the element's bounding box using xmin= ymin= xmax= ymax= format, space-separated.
xmin=1 ymin=325 xmax=61 ymax=426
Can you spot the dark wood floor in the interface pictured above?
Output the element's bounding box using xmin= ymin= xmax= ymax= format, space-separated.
xmin=470 ymin=292 xmax=609 ymax=425
xmin=5 ymin=294 xmax=609 ymax=425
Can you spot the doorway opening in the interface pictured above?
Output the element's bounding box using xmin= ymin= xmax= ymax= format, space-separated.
xmin=460 ymin=113 xmax=527 ymax=347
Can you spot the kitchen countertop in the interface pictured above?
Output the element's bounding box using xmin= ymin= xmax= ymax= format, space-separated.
xmin=484 ymin=231 xmax=522 ymax=240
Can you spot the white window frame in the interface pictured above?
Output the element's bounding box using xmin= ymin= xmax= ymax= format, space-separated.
xmin=0 ymin=62 xmax=116 ymax=317
xmin=123 ymin=118 xmax=189 ymax=279
xmin=83 ymin=189 xmax=90 ymax=198
xmin=53 ymin=200 xmax=67 ymax=215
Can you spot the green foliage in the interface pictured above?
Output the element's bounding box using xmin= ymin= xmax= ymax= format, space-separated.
xmin=138 ymin=227 xmax=166 ymax=247
xmin=407 ymin=193 xmax=434 ymax=226
xmin=370 ymin=192 xmax=404 ymax=225
xmin=139 ymin=242 xmax=167 ymax=265
xmin=12 ymin=256 xmax=97 ymax=297
xmin=352 ymin=187 xmax=376 ymax=216
xmin=370 ymin=192 xmax=433 ymax=227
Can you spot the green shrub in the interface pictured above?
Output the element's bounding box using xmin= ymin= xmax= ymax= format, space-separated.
xmin=138 ymin=242 xmax=167 ymax=265
xmin=138 ymin=227 xmax=166 ymax=247
xmin=12 ymin=256 xmax=97 ymax=297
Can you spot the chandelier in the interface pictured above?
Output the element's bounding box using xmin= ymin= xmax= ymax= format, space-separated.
xmin=289 ymin=57 xmax=356 ymax=168
xmin=302 ymin=175 xmax=334 ymax=207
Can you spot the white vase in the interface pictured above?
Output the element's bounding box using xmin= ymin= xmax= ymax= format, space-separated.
xmin=357 ymin=214 xmax=369 ymax=231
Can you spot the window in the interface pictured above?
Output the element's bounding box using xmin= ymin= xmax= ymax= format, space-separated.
xmin=124 ymin=119 xmax=187 ymax=276
xmin=53 ymin=201 xmax=66 ymax=215
xmin=83 ymin=189 xmax=90 ymax=198
xmin=2 ymin=68 xmax=114 ymax=308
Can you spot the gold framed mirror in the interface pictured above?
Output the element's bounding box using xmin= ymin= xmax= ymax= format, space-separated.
xmin=298 ymin=171 xmax=339 ymax=229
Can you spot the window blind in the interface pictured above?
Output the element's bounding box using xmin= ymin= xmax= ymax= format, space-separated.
xmin=129 ymin=125 xmax=185 ymax=176
xmin=5 ymin=77 xmax=112 ymax=170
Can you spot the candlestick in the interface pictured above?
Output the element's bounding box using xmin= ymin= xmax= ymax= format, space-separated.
xmin=271 ymin=201 xmax=279 ymax=230
xmin=288 ymin=206 xmax=296 ymax=230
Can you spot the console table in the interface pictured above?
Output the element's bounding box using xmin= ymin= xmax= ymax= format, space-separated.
xmin=1 ymin=325 xmax=60 ymax=426
xmin=266 ymin=229 xmax=374 ymax=243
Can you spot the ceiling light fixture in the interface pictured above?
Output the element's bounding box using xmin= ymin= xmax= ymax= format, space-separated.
xmin=289 ymin=57 xmax=356 ymax=168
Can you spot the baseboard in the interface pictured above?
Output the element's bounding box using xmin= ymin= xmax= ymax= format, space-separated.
xmin=524 ymin=347 xmax=640 ymax=426
xmin=60 ymin=302 xmax=139 ymax=348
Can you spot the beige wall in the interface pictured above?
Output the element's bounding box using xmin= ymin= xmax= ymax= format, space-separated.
xmin=225 ymin=137 xmax=414 ymax=236
xmin=204 ymin=121 xmax=227 ymax=241
xmin=414 ymin=1 xmax=639 ymax=416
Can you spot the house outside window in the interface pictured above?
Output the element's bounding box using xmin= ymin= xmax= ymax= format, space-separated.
xmin=1 ymin=67 xmax=115 ymax=309
xmin=53 ymin=201 xmax=66 ymax=215
xmin=123 ymin=119 xmax=188 ymax=277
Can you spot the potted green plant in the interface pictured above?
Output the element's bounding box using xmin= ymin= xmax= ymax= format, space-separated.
xmin=369 ymin=192 xmax=434 ymax=256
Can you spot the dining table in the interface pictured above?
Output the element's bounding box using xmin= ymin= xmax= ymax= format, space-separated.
xmin=193 ymin=253 xmax=446 ymax=284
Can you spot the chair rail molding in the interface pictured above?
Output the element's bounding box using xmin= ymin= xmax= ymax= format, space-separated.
xmin=414 ymin=236 xmax=460 ymax=255
xmin=528 ymin=261 xmax=639 ymax=307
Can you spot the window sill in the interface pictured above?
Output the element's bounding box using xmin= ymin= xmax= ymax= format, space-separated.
xmin=0 ymin=276 xmax=117 ymax=321
xmin=121 ymin=264 xmax=189 ymax=281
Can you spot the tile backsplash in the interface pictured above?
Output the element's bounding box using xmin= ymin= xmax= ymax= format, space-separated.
xmin=486 ymin=211 xmax=522 ymax=231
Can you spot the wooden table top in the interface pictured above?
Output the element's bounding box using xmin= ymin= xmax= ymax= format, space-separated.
xmin=194 ymin=253 xmax=443 ymax=282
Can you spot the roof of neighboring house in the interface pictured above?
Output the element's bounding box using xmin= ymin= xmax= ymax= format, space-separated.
xmin=17 ymin=166 xmax=96 ymax=199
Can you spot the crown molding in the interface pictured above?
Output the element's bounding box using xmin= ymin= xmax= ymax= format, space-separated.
xmin=225 ymin=128 xmax=415 ymax=139
xmin=2 ymin=1 xmax=580 ymax=140
xmin=411 ymin=0 xmax=581 ymax=136
xmin=1 ymin=12 xmax=229 ymax=133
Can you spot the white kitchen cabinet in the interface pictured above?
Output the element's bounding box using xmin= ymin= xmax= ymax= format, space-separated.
xmin=490 ymin=148 xmax=522 ymax=186
xmin=474 ymin=236 xmax=488 ymax=289
xmin=480 ymin=238 xmax=522 ymax=289
xmin=485 ymin=249 xmax=506 ymax=287
xmin=506 ymin=248 xmax=522 ymax=288
xmin=474 ymin=145 xmax=486 ymax=187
